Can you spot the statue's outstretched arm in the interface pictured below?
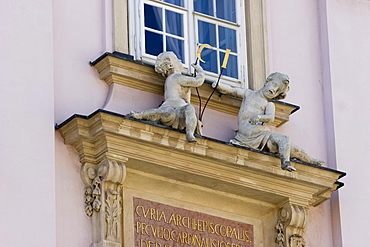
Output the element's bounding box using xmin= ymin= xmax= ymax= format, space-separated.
xmin=212 ymin=81 xmax=246 ymax=99
xmin=249 ymin=102 xmax=275 ymax=124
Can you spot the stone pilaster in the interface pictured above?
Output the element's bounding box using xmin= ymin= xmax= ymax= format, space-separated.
xmin=81 ymin=159 xmax=127 ymax=247
xmin=275 ymin=203 xmax=307 ymax=247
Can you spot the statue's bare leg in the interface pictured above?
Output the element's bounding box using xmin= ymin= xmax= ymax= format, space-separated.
xmin=290 ymin=144 xmax=324 ymax=166
xmin=267 ymin=134 xmax=296 ymax=172
xmin=128 ymin=108 xmax=162 ymax=121
xmin=183 ymin=105 xmax=198 ymax=142
xmin=128 ymin=108 xmax=175 ymax=123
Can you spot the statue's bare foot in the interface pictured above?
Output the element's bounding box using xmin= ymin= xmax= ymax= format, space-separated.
xmin=230 ymin=139 xmax=245 ymax=146
xmin=127 ymin=111 xmax=142 ymax=119
xmin=186 ymin=134 xmax=197 ymax=142
xmin=312 ymin=159 xmax=325 ymax=166
xmin=281 ymin=160 xmax=296 ymax=172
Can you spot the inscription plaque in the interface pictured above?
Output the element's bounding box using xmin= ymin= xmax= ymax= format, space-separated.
xmin=134 ymin=198 xmax=254 ymax=247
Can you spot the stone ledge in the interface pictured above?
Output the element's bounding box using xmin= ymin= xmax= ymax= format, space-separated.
xmin=57 ymin=109 xmax=345 ymax=208
xmin=91 ymin=52 xmax=300 ymax=127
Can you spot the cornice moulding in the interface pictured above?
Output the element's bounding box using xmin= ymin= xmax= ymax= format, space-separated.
xmin=57 ymin=110 xmax=344 ymax=208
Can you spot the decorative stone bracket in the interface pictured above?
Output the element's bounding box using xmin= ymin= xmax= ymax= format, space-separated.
xmin=275 ymin=203 xmax=307 ymax=247
xmin=81 ymin=159 xmax=126 ymax=247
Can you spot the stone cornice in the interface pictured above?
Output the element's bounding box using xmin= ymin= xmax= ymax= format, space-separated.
xmin=91 ymin=52 xmax=300 ymax=127
xmin=57 ymin=110 xmax=345 ymax=208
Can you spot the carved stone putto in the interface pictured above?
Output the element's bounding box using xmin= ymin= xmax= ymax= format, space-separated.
xmin=213 ymin=72 xmax=324 ymax=171
xmin=128 ymin=51 xmax=205 ymax=142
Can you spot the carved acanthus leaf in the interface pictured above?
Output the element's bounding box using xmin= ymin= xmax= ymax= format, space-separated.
xmin=105 ymin=189 xmax=122 ymax=241
xmin=81 ymin=159 xmax=126 ymax=217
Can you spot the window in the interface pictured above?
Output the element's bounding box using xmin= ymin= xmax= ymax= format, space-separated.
xmin=131 ymin=0 xmax=246 ymax=84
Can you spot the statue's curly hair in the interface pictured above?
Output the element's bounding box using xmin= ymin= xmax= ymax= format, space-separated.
xmin=155 ymin=51 xmax=178 ymax=77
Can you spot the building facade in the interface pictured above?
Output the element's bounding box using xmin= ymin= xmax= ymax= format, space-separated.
xmin=1 ymin=0 xmax=369 ymax=246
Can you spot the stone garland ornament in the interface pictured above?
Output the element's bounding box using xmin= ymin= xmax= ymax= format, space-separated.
xmin=81 ymin=159 xmax=126 ymax=247
xmin=275 ymin=219 xmax=285 ymax=247
xmin=213 ymin=72 xmax=324 ymax=171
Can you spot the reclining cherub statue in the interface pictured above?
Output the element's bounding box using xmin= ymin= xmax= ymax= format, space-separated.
xmin=128 ymin=51 xmax=205 ymax=142
xmin=213 ymin=72 xmax=324 ymax=171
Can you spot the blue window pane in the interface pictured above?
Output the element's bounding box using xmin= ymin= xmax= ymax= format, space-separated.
xmin=200 ymin=48 xmax=218 ymax=74
xmin=144 ymin=4 xmax=163 ymax=31
xmin=166 ymin=10 xmax=183 ymax=37
xmin=198 ymin=20 xmax=216 ymax=46
xmin=166 ymin=36 xmax=184 ymax=62
xmin=220 ymin=52 xmax=238 ymax=78
xmin=194 ymin=0 xmax=213 ymax=16
xmin=145 ymin=31 xmax=163 ymax=56
xmin=164 ymin=0 xmax=184 ymax=7
xmin=216 ymin=0 xmax=236 ymax=22
xmin=218 ymin=26 xmax=237 ymax=51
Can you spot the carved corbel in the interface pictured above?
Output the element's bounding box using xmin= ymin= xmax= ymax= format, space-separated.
xmin=81 ymin=159 xmax=127 ymax=247
xmin=275 ymin=203 xmax=307 ymax=247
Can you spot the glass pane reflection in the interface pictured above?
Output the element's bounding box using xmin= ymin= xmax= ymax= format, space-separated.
xmin=218 ymin=26 xmax=237 ymax=51
xmin=166 ymin=10 xmax=184 ymax=37
xmin=166 ymin=36 xmax=184 ymax=62
xmin=145 ymin=30 xmax=163 ymax=56
xmin=164 ymin=0 xmax=184 ymax=7
xmin=220 ymin=52 xmax=238 ymax=79
xmin=198 ymin=20 xmax=216 ymax=47
xmin=216 ymin=0 xmax=236 ymax=22
xmin=194 ymin=0 xmax=213 ymax=16
xmin=200 ymin=48 xmax=218 ymax=74
xmin=144 ymin=4 xmax=163 ymax=31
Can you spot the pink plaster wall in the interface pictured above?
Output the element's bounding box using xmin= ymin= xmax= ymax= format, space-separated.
xmin=0 ymin=1 xmax=56 ymax=246
xmin=2 ymin=0 xmax=368 ymax=245
xmin=267 ymin=0 xmax=370 ymax=246
xmin=266 ymin=0 xmax=334 ymax=245
xmin=266 ymin=0 xmax=327 ymax=163
xmin=326 ymin=1 xmax=370 ymax=246
xmin=55 ymin=132 xmax=91 ymax=246
xmin=52 ymin=0 xmax=110 ymax=246
xmin=53 ymin=0 xmax=109 ymax=124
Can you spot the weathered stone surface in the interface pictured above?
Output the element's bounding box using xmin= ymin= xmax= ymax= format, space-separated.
xmin=57 ymin=110 xmax=345 ymax=246
xmin=127 ymin=52 xmax=205 ymax=142
xmin=213 ymin=72 xmax=324 ymax=172
xmin=92 ymin=53 xmax=299 ymax=127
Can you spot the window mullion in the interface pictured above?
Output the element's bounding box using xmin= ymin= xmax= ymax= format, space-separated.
xmin=213 ymin=0 xmax=217 ymax=17
xmin=215 ymin=23 xmax=220 ymax=74
xmin=188 ymin=0 xmax=195 ymax=69
xmin=163 ymin=7 xmax=166 ymax=52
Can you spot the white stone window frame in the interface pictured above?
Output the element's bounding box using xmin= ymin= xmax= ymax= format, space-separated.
xmin=133 ymin=0 xmax=247 ymax=86
xmin=137 ymin=1 xmax=190 ymax=67
xmin=112 ymin=0 xmax=269 ymax=90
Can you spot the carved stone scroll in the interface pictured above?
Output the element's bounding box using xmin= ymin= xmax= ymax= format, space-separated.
xmin=275 ymin=203 xmax=307 ymax=247
xmin=81 ymin=159 xmax=126 ymax=247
